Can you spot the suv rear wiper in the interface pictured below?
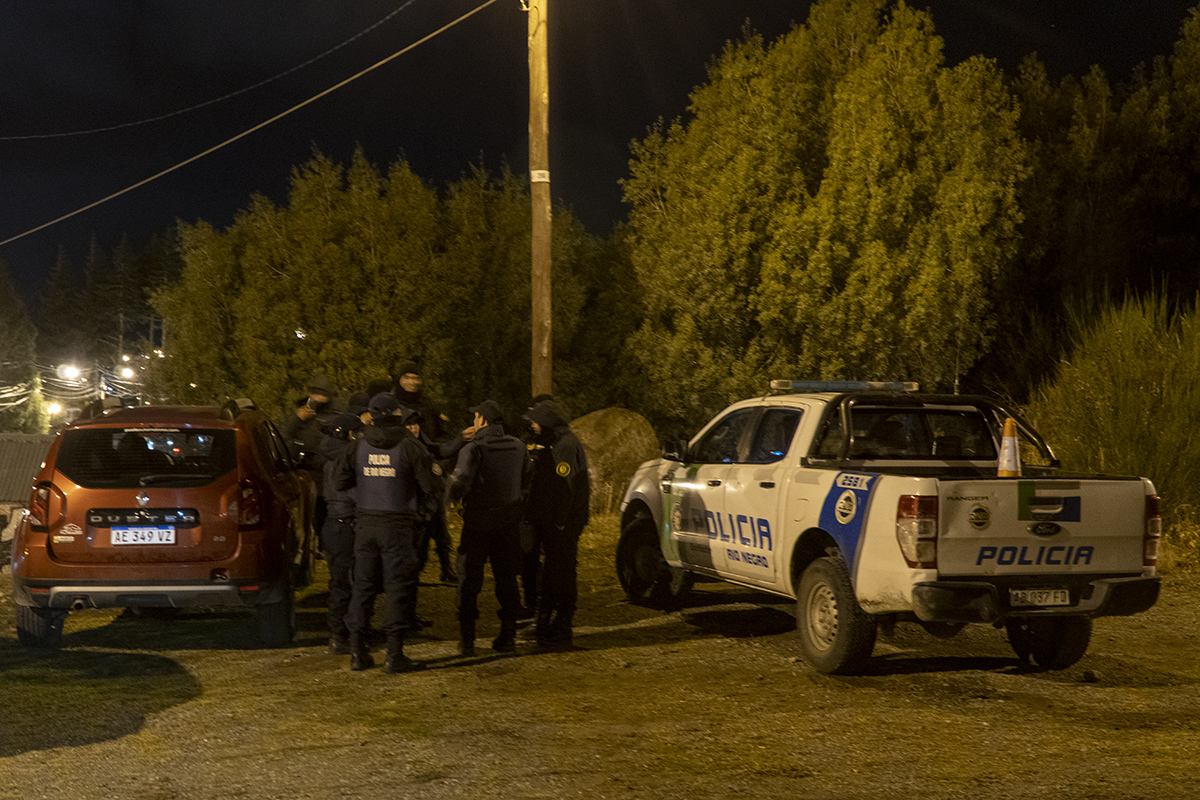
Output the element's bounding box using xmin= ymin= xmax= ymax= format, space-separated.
xmin=138 ymin=473 xmax=213 ymax=486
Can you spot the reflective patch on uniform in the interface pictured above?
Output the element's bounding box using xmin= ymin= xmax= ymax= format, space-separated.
xmin=556 ymin=461 xmax=571 ymax=477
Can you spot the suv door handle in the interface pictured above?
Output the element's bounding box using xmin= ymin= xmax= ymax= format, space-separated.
xmin=707 ymin=480 xmax=722 ymax=487
xmin=759 ymin=481 xmax=776 ymax=488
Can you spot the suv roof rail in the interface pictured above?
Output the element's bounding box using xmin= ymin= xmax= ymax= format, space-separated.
xmin=77 ymin=394 xmax=141 ymax=421
xmin=220 ymin=397 xmax=258 ymax=420
xmin=770 ymin=380 xmax=920 ymax=393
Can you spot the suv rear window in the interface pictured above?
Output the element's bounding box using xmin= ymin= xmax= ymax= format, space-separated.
xmin=55 ymin=428 xmax=238 ymax=488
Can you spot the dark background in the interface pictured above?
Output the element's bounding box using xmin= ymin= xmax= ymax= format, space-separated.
xmin=0 ymin=0 xmax=1192 ymax=303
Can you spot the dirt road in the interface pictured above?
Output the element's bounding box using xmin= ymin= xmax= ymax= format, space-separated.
xmin=2 ymin=516 xmax=1198 ymax=799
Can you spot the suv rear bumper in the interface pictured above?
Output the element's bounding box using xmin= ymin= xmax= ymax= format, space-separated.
xmin=13 ymin=577 xmax=289 ymax=610
xmin=911 ymin=575 xmax=1160 ymax=624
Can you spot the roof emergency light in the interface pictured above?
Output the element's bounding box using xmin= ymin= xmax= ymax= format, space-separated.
xmin=770 ymin=380 xmax=920 ymax=393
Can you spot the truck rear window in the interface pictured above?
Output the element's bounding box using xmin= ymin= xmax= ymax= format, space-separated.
xmin=817 ymin=407 xmax=997 ymax=460
xmin=55 ymin=428 xmax=237 ymax=488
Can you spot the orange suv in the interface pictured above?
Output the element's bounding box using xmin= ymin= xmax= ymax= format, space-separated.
xmin=9 ymin=402 xmax=315 ymax=647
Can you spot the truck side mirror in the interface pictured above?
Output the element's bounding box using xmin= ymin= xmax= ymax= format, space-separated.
xmin=662 ymin=440 xmax=688 ymax=462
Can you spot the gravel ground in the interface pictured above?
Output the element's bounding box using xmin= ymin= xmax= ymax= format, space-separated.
xmin=2 ymin=516 xmax=1199 ymax=800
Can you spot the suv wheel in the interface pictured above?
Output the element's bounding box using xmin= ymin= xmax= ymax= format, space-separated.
xmin=16 ymin=605 xmax=67 ymax=648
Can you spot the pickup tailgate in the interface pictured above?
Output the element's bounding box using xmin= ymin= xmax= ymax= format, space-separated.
xmin=937 ymin=477 xmax=1150 ymax=576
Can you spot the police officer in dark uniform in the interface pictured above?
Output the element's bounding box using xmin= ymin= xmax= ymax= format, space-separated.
xmin=318 ymin=412 xmax=362 ymax=655
xmin=519 ymin=394 xmax=557 ymax=616
xmin=405 ymin=409 xmax=469 ymax=583
xmin=336 ymin=392 xmax=436 ymax=673
xmin=445 ymin=400 xmax=528 ymax=656
xmin=283 ymin=372 xmax=339 ymax=540
xmin=524 ymin=400 xmax=590 ymax=646
xmin=393 ymin=359 xmax=460 ymax=582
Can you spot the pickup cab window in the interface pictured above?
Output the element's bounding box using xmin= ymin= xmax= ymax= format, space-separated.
xmin=691 ymin=409 xmax=754 ymax=464
xmin=747 ymin=408 xmax=802 ymax=464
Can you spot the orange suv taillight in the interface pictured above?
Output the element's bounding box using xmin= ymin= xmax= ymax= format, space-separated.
xmin=28 ymin=482 xmax=60 ymax=530
xmin=238 ymin=480 xmax=262 ymax=528
xmin=896 ymin=495 xmax=938 ymax=568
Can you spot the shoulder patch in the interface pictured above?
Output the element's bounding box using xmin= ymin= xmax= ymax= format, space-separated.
xmin=555 ymin=461 xmax=571 ymax=477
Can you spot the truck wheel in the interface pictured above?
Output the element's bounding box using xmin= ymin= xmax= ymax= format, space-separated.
xmin=795 ymin=556 xmax=876 ymax=674
xmin=616 ymin=517 xmax=693 ymax=609
xmin=16 ymin=605 xmax=67 ymax=648
xmin=256 ymin=574 xmax=296 ymax=647
xmin=1005 ymin=616 xmax=1092 ymax=669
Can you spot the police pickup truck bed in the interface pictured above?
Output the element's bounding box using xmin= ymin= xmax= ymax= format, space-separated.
xmin=616 ymin=383 xmax=1161 ymax=674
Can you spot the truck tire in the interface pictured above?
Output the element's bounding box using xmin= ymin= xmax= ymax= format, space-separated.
xmin=1005 ymin=616 xmax=1092 ymax=669
xmin=795 ymin=556 xmax=877 ymax=674
xmin=616 ymin=516 xmax=693 ymax=609
xmin=256 ymin=573 xmax=296 ymax=648
xmin=16 ymin=605 xmax=66 ymax=648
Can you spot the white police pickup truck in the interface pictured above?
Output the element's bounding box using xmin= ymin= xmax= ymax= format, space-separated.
xmin=616 ymin=382 xmax=1161 ymax=674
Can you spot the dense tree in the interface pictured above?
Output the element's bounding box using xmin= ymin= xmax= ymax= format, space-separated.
xmin=622 ymin=0 xmax=885 ymax=435
xmin=980 ymin=8 xmax=1200 ymax=401
xmin=623 ymin=0 xmax=1025 ymax=435
xmin=0 ymin=258 xmax=45 ymax=433
xmin=760 ymin=5 xmax=1025 ymax=391
xmin=147 ymin=150 xmax=615 ymax=422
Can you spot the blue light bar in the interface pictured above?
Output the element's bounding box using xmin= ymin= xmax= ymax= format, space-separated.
xmin=770 ymin=380 xmax=920 ymax=393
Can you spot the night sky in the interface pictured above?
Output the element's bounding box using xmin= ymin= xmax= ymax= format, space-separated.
xmin=0 ymin=0 xmax=1193 ymax=305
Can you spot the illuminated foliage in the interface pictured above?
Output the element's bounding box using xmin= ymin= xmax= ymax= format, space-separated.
xmin=148 ymin=150 xmax=612 ymax=421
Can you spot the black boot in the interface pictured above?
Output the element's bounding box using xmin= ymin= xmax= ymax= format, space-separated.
xmin=548 ymin=611 xmax=574 ymax=646
xmin=492 ymin=619 xmax=518 ymax=653
xmin=349 ymin=633 xmax=375 ymax=671
xmin=329 ymin=632 xmax=351 ymax=655
xmin=439 ymin=558 xmax=457 ymax=584
xmin=384 ymin=637 xmax=422 ymax=674
xmin=459 ymin=619 xmax=476 ymax=657
xmin=534 ymin=608 xmax=554 ymax=644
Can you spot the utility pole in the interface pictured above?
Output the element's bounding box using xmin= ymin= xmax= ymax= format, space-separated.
xmin=526 ymin=0 xmax=552 ymax=397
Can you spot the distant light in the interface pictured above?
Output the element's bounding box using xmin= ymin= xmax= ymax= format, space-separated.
xmin=154 ymin=349 xmax=165 ymax=358
xmin=295 ymin=329 xmax=307 ymax=339
xmin=121 ymin=367 xmax=135 ymax=379
xmin=58 ymin=364 xmax=81 ymax=380
xmin=121 ymin=354 xmax=131 ymax=362
xmin=48 ymin=403 xmax=62 ymax=415
xmin=189 ymin=383 xmax=197 ymax=388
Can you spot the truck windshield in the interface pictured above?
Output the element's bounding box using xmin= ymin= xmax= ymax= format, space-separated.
xmin=817 ymin=406 xmax=997 ymax=460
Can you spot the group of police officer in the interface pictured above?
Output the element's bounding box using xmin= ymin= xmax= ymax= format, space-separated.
xmin=284 ymin=364 xmax=590 ymax=674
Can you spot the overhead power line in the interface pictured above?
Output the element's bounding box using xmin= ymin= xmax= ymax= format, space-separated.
xmin=0 ymin=0 xmax=501 ymax=248
xmin=0 ymin=0 xmax=424 ymax=141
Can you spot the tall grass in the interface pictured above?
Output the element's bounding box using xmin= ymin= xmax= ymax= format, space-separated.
xmin=1023 ymin=294 xmax=1200 ymax=570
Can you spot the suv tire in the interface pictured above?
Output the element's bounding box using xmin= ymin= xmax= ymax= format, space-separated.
xmin=16 ymin=605 xmax=67 ymax=648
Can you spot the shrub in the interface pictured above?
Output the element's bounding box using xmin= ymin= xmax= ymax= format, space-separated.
xmin=1023 ymin=294 xmax=1200 ymax=569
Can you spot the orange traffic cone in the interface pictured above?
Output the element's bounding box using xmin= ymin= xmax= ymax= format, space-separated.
xmin=997 ymin=417 xmax=1021 ymax=477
